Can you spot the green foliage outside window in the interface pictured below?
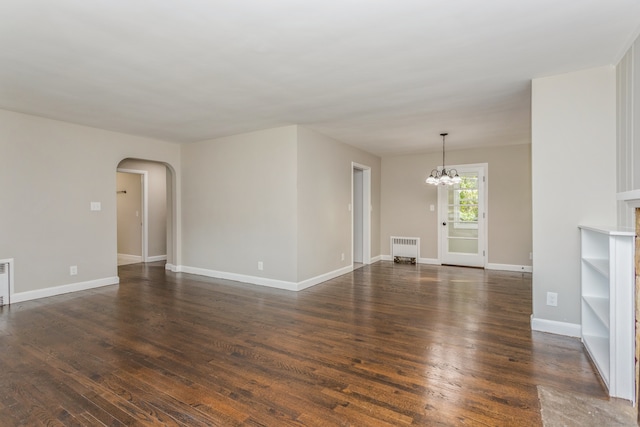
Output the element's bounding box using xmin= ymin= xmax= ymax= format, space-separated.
xmin=457 ymin=176 xmax=478 ymax=222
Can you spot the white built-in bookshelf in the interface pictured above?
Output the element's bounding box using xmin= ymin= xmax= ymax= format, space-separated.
xmin=579 ymin=225 xmax=635 ymax=402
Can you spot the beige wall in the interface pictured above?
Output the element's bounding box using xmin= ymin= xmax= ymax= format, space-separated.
xmin=297 ymin=126 xmax=381 ymax=281
xmin=118 ymin=159 xmax=168 ymax=258
xmin=181 ymin=125 xmax=382 ymax=284
xmin=181 ymin=126 xmax=299 ymax=282
xmin=532 ymin=66 xmax=617 ymax=327
xmin=381 ymin=144 xmax=532 ymax=266
xmin=0 ymin=109 xmax=181 ymax=295
xmin=0 ymin=109 xmax=380 ymax=294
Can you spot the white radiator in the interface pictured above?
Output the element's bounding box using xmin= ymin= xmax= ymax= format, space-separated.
xmin=0 ymin=260 xmax=9 ymax=306
xmin=391 ymin=237 xmax=419 ymax=264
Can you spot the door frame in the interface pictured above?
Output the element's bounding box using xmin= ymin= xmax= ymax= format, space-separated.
xmin=117 ymin=168 xmax=149 ymax=262
xmin=437 ymin=163 xmax=488 ymax=268
xmin=352 ymin=162 xmax=371 ymax=265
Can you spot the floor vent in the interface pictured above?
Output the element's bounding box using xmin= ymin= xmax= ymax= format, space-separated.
xmin=0 ymin=260 xmax=11 ymax=306
xmin=391 ymin=237 xmax=419 ymax=264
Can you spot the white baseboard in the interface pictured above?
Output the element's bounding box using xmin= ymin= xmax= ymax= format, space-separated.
xmin=530 ymin=315 xmax=581 ymax=338
xmin=381 ymin=256 xmax=532 ymax=272
xmin=166 ymin=259 xmax=528 ymax=293
xmin=297 ymin=265 xmax=354 ymax=291
xmin=118 ymin=253 xmax=142 ymax=265
xmin=179 ymin=265 xmax=299 ymax=291
xmin=118 ymin=254 xmax=167 ymax=264
xmin=11 ymin=276 xmax=119 ymax=304
xmin=486 ymin=263 xmax=533 ymax=273
xmin=175 ymin=264 xmax=355 ymax=292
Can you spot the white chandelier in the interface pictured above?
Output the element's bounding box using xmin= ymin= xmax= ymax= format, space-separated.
xmin=425 ymin=133 xmax=461 ymax=185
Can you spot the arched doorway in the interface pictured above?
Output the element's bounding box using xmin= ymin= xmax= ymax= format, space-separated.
xmin=116 ymin=159 xmax=175 ymax=267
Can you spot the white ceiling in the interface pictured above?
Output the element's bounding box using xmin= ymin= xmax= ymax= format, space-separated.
xmin=1 ymin=1 xmax=639 ymax=155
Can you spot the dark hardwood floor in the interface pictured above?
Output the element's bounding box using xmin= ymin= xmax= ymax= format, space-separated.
xmin=0 ymin=262 xmax=606 ymax=426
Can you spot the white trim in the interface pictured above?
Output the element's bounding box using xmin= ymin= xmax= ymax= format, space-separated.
xmin=486 ymin=263 xmax=533 ymax=273
xmin=179 ymin=265 xmax=299 ymax=291
xmin=117 ymin=168 xmax=149 ymax=262
xmin=418 ymin=257 xmax=441 ymax=265
xmin=176 ymin=265 xmax=355 ymax=292
xmin=297 ymin=265 xmax=354 ymax=291
xmin=370 ymin=255 xmax=382 ymax=263
xmin=352 ymin=162 xmax=372 ymax=265
xmin=530 ymin=315 xmax=581 ymax=338
xmin=11 ymin=277 xmax=119 ymax=303
xmin=383 ymin=256 xmax=531 ymax=271
xmin=617 ymin=189 xmax=640 ymax=202
xmin=165 ymin=263 xmax=178 ymax=272
xmin=117 ymin=253 xmax=143 ymax=265
xmin=146 ymin=255 xmax=167 ymax=262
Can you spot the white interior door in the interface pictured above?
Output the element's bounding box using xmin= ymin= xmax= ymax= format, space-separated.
xmin=438 ymin=164 xmax=486 ymax=267
xmin=352 ymin=163 xmax=371 ymax=265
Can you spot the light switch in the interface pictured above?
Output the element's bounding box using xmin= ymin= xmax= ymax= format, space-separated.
xmin=430 ymin=204 xmax=435 ymax=212
xmin=90 ymin=202 xmax=101 ymax=211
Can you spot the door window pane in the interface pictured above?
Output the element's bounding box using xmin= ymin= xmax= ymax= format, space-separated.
xmin=448 ymin=238 xmax=478 ymax=254
xmin=448 ymin=173 xmax=479 ymax=229
xmin=447 ymin=225 xmax=478 ymax=239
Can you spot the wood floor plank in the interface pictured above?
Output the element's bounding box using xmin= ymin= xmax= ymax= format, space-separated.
xmin=0 ymin=261 xmax=610 ymax=426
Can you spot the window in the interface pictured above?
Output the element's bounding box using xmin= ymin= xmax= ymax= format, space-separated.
xmin=449 ymin=173 xmax=478 ymax=229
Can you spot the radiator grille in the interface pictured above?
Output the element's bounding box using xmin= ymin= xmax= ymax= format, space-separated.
xmin=0 ymin=261 xmax=9 ymax=306
xmin=391 ymin=237 xmax=419 ymax=263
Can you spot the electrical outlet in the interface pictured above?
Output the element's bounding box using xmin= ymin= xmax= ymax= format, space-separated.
xmin=341 ymin=253 xmax=345 ymax=261
xmin=70 ymin=265 xmax=78 ymax=276
xmin=546 ymin=292 xmax=558 ymax=307
xmin=258 ymin=261 xmax=263 ymax=271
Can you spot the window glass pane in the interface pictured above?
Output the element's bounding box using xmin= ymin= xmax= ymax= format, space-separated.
xmin=447 ymin=207 xmax=478 ymax=222
xmin=448 ymin=238 xmax=478 ymax=254
xmin=448 ymin=226 xmax=478 ymax=238
xmin=447 ymin=211 xmax=478 ymax=222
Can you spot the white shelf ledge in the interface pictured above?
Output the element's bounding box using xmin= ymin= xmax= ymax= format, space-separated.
xmin=583 ymin=334 xmax=610 ymax=385
xmin=582 ymin=296 xmax=610 ymax=329
xmin=582 ymin=257 xmax=609 ymax=278
xmin=578 ymin=225 xmax=635 ymax=236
